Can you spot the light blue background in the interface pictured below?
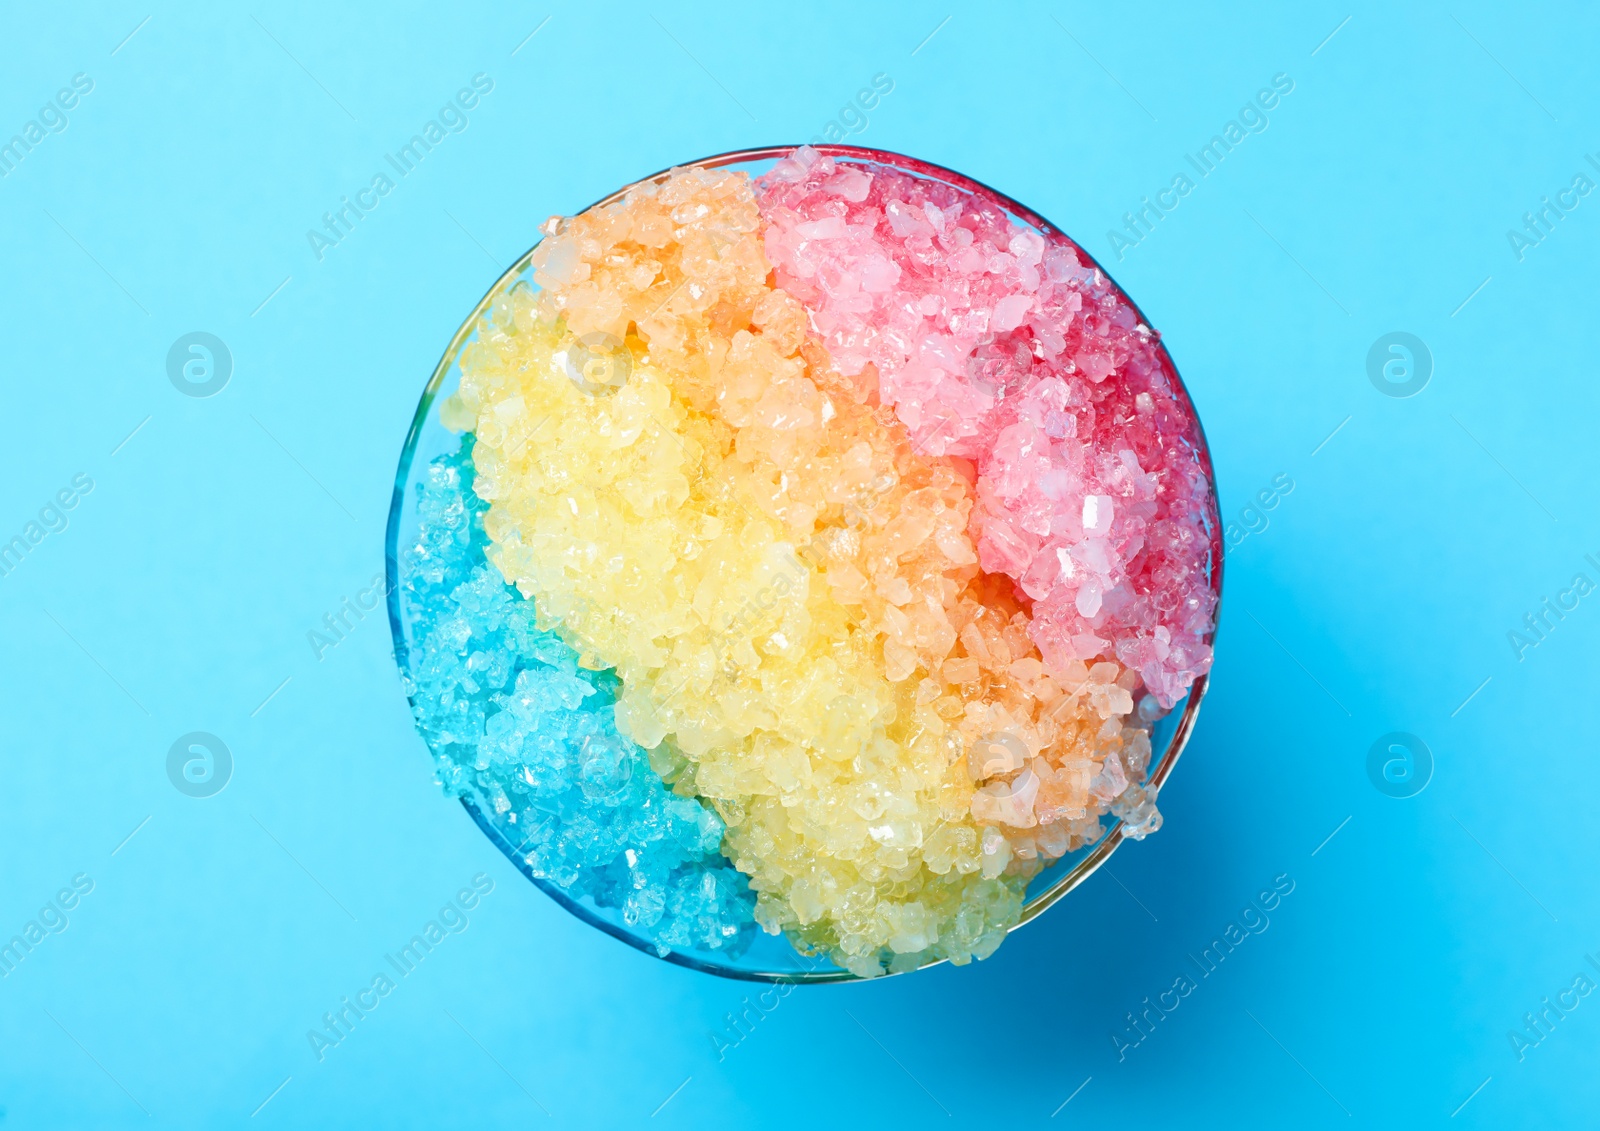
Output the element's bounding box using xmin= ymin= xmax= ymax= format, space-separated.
xmin=1 ymin=2 xmax=1594 ymax=1127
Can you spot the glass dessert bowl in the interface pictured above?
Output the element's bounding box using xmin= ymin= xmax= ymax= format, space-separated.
xmin=386 ymin=145 xmax=1221 ymax=982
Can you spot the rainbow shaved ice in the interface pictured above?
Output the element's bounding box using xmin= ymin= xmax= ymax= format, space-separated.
xmin=404 ymin=147 xmax=1217 ymax=976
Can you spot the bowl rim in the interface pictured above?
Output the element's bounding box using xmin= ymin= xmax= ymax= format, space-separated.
xmin=384 ymin=142 xmax=1224 ymax=984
